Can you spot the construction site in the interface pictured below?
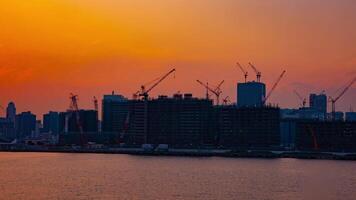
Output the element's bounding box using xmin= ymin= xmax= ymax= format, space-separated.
xmin=1 ymin=62 xmax=356 ymax=154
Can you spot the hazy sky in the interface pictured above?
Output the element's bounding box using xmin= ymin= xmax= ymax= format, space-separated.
xmin=0 ymin=0 xmax=355 ymax=117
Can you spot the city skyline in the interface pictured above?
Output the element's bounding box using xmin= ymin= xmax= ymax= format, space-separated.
xmin=1 ymin=0 xmax=356 ymax=117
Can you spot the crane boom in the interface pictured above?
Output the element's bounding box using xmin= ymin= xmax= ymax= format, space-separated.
xmin=214 ymin=80 xmax=225 ymax=93
xmin=248 ymin=62 xmax=261 ymax=82
xmin=139 ymin=68 xmax=176 ymax=100
xmin=330 ymin=77 xmax=356 ymax=120
xmin=196 ymin=80 xmax=218 ymax=96
xmin=236 ymin=62 xmax=248 ymax=82
xmin=264 ymin=70 xmax=286 ymax=103
xmin=196 ymin=80 xmax=224 ymax=105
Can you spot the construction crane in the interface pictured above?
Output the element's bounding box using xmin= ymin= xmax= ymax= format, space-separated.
xmin=222 ymin=96 xmax=230 ymax=105
xmin=236 ymin=62 xmax=248 ymax=82
xmin=329 ymin=77 xmax=356 ymax=120
xmin=196 ymin=80 xmax=224 ymax=105
xmin=307 ymin=125 xmax=319 ymax=151
xmin=69 ymin=93 xmax=86 ymax=146
xmin=293 ymin=90 xmax=306 ymax=108
xmin=263 ymin=70 xmax=286 ymax=104
xmin=248 ymin=62 xmax=261 ymax=82
xmin=136 ymin=68 xmax=176 ymax=100
xmin=93 ymin=96 xmax=98 ymax=112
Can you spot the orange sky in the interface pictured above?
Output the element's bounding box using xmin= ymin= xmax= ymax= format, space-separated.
xmin=0 ymin=0 xmax=355 ymax=118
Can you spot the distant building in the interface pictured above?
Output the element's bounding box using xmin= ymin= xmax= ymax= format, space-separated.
xmin=237 ymin=81 xmax=266 ymax=108
xmin=6 ymin=102 xmax=16 ymax=123
xmin=59 ymin=110 xmax=98 ymax=133
xmin=0 ymin=118 xmax=15 ymax=140
xmin=15 ymin=111 xmax=36 ymax=139
xmin=101 ymin=93 xmax=129 ymax=133
xmin=43 ymin=111 xmax=59 ymax=134
xmin=309 ymin=93 xmax=327 ymax=116
xmin=219 ymin=106 xmax=280 ymax=149
xmin=346 ymin=112 xmax=356 ymax=122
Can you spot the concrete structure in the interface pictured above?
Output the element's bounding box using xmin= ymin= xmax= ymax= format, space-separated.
xmin=6 ymin=102 xmax=16 ymax=123
xmin=59 ymin=110 xmax=98 ymax=133
xmin=101 ymin=93 xmax=129 ymax=133
xmin=345 ymin=112 xmax=356 ymax=122
xmin=218 ymin=106 xmax=280 ymax=149
xmin=281 ymin=108 xmax=325 ymax=120
xmin=309 ymin=93 xmax=327 ymax=116
xmin=125 ymin=94 xmax=214 ymax=147
xmin=43 ymin=111 xmax=59 ymax=134
xmin=237 ymin=81 xmax=266 ymax=107
xmin=280 ymin=119 xmax=297 ymax=149
xmin=15 ymin=111 xmax=36 ymax=139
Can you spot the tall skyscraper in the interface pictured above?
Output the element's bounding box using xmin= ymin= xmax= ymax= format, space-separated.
xmin=6 ymin=102 xmax=16 ymax=123
xmin=237 ymin=81 xmax=266 ymax=107
xmin=102 ymin=93 xmax=129 ymax=133
xmin=309 ymin=93 xmax=327 ymax=114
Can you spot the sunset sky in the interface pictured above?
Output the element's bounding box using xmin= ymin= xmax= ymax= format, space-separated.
xmin=0 ymin=0 xmax=355 ymax=118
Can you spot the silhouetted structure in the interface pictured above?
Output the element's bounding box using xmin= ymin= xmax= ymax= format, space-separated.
xmin=6 ymin=102 xmax=16 ymax=123
xmin=15 ymin=111 xmax=36 ymax=139
xmin=125 ymin=94 xmax=214 ymax=147
xmin=218 ymin=106 xmax=280 ymax=149
xmin=101 ymin=93 xmax=129 ymax=133
xmin=59 ymin=110 xmax=98 ymax=133
xmin=309 ymin=93 xmax=327 ymax=118
xmin=296 ymin=121 xmax=356 ymax=152
xmin=237 ymin=82 xmax=266 ymax=107
xmin=43 ymin=111 xmax=59 ymax=134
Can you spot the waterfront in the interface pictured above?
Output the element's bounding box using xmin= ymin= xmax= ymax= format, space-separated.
xmin=0 ymin=153 xmax=356 ymax=200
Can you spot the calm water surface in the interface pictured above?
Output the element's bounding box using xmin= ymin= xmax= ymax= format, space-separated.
xmin=0 ymin=152 xmax=355 ymax=200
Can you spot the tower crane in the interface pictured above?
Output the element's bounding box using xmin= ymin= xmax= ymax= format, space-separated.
xmin=222 ymin=96 xmax=230 ymax=105
xmin=263 ymin=70 xmax=286 ymax=104
xmin=135 ymin=68 xmax=176 ymax=100
xmin=69 ymin=93 xmax=86 ymax=146
xmin=196 ymin=80 xmax=224 ymax=105
xmin=329 ymin=77 xmax=356 ymax=120
xmin=248 ymin=62 xmax=262 ymax=82
xmin=236 ymin=62 xmax=248 ymax=82
xmin=293 ymin=90 xmax=306 ymax=108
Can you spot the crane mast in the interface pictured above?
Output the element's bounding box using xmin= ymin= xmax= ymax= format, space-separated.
xmin=248 ymin=62 xmax=262 ymax=82
xmin=329 ymin=77 xmax=356 ymax=120
xmin=293 ymin=90 xmax=306 ymax=108
xmin=69 ymin=93 xmax=86 ymax=146
xmin=264 ymin=70 xmax=286 ymax=104
xmin=236 ymin=62 xmax=248 ymax=82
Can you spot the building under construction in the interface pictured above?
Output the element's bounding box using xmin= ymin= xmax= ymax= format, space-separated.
xmin=124 ymin=94 xmax=214 ymax=147
xmin=59 ymin=110 xmax=98 ymax=133
xmin=218 ymin=105 xmax=281 ymax=149
xmin=296 ymin=121 xmax=356 ymax=152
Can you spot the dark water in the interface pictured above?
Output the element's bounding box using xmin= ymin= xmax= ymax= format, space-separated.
xmin=0 ymin=153 xmax=355 ymax=200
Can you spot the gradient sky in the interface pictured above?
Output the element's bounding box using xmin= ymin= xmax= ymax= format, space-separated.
xmin=0 ymin=0 xmax=355 ymax=118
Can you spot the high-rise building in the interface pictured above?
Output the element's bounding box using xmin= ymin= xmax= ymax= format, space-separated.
xmin=59 ymin=110 xmax=98 ymax=133
xmin=0 ymin=118 xmax=15 ymax=140
xmin=15 ymin=111 xmax=36 ymax=139
xmin=6 ymin=102 xmax=16 ymax=123
xmin=101 ymin=93 xmax=129 ymax=133
xmin=309 ymin=93 xmax=327 ymax=114
xmin=124 ymin=94 xmax=214 ymax=146
xmin=237 ymin=81 xmax=266 ymax=107
xmin=43 ymin=111 xmax=59 ymax=134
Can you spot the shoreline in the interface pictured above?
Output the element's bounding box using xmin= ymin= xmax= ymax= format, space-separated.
xmin=1 ymin=148 xmax=356 ymax=161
